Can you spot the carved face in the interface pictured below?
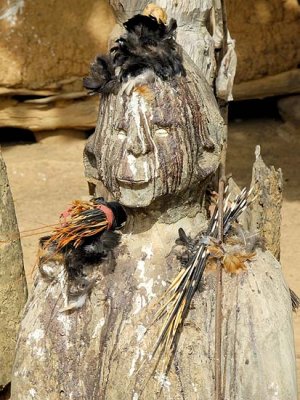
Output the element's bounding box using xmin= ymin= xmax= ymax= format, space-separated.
xmin=84 ymin=76 xmax=224 ymax=207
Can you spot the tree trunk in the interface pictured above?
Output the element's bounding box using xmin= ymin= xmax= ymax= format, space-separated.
xmin=0 ymin=149 xmax=27 ymax=389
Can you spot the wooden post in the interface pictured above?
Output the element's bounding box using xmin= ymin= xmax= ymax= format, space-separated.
xmin=0 ymin=149 xmax=27 ymax=390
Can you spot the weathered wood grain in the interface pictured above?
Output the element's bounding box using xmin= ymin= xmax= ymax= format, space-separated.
xmin=0 ymin=150 xmax=27 ymax=389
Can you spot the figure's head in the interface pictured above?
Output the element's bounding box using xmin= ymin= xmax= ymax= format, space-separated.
xmin=84 ymin=12 xmax=225 ymax=208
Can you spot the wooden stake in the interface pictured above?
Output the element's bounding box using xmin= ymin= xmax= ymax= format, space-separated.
xmin=215 ymin=0 xmax=228 ymax=393
xmin=215 ymin=139 xmax=226 ymax=400
xmin=215 ymin=176 xmax=225 ymax=400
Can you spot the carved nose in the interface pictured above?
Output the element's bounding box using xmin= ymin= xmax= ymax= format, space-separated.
xmin=127 ymin=123 xmax=151 ymax=157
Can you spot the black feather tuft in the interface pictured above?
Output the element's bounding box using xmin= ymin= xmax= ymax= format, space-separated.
xmin=176 ymin=228 xmax=199 ymax=268
xmin=83 ymin=55 xmax=120 ymax=95
xmin=64 ymin=231 xmax=121 ymax=279
xmin=177 ymin=228 xmax=190 ymax=246
xmin=83 ymin=14 xmax=185 ymax=95
xmin=124 ymin=14 xmax=169 ymax=37
xmin=112 ymin=15 xmax=185 ymax=82
xmin=290 ymin=288 xmax=300 ymax=312
xmin=83 ymin=231 xmax=121 ymax=258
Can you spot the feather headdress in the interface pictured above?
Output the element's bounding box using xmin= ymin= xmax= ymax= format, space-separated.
xmin=83 ymin=9 xmax=185 ymax=95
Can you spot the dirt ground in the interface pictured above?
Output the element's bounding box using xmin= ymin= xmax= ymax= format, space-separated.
xmin=2 ymin=116 xmax=300 ymax=392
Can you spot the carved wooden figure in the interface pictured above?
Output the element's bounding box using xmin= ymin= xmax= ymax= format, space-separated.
xmin=11 ymin=2 xmax=296 ymax=400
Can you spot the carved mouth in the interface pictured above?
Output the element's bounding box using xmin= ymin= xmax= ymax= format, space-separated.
xmin=117 ymin=177 xmax=152 ymax=186
xmin=116 ymin=180 xmax=155 ymax=208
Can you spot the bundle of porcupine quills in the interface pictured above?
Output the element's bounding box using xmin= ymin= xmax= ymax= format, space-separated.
xmin=145 ymin=186 xmax=300 ymax=370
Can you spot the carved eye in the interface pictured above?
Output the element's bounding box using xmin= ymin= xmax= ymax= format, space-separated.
xmin=155 ymin=128 xmax=168 ymax=137
xmin=118 ymin=130 xmax=126 ymax=139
